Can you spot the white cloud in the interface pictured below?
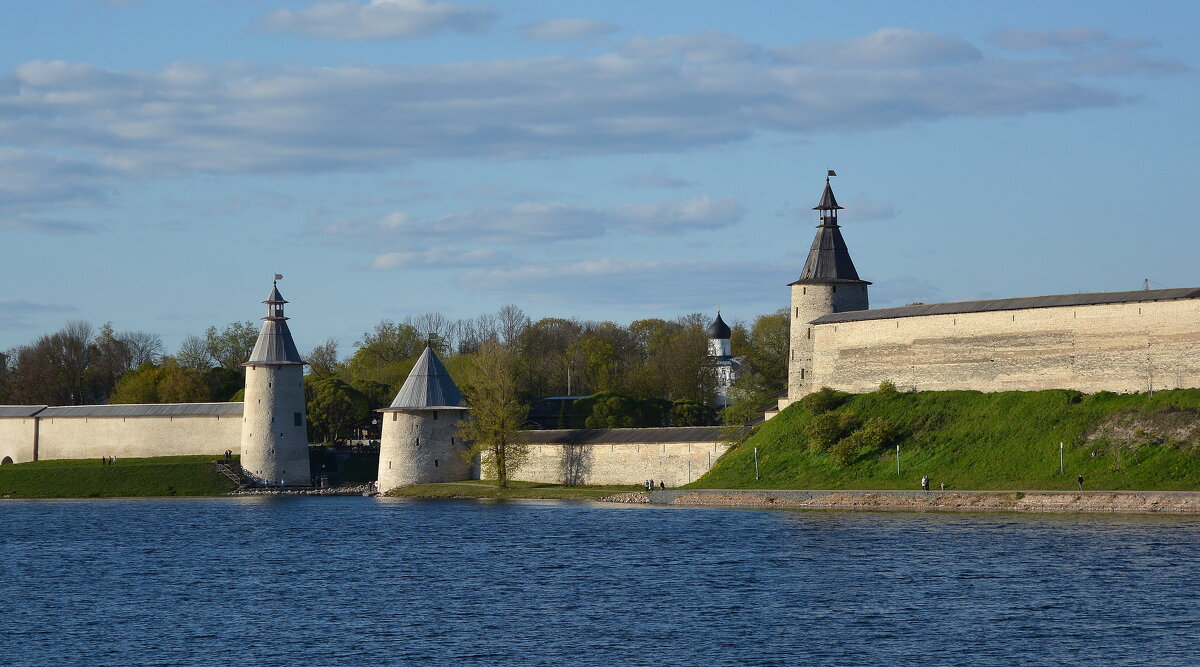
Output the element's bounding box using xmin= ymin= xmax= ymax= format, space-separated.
xmin=0 ymin=299 xmax=78 ymax=330
xmin=0 ymin=149 xmax=108 ymax=234
xmin=0 ymin=27 xmax=1180 ymax=202
xmin=521 ymin=18 xmax=619 ymax=43
xmin=373 ymin=248 xmax=504 ymax=269
xmin=257 ymin=0 xmax=496 ymax=41
xmin=461 ymin=258 xmax=792 ymax=311
xmin=314 ymin=195 xmax=741 ymax=245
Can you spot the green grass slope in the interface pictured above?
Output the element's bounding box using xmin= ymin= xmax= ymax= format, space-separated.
xmin=695 ymin=389 xmax=1200 ymax=491
xmin=0 ymin=455 xmax=237 ymax=498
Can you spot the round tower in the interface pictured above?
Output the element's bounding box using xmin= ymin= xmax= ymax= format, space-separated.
xmin=377 ymin=341 xmax=471 ymax=493
xmin=707 ymin=310 xmax=738 ymax=408
xmin=787 ymin=173 xmax=870 ymax=403
xmin=240 ymin=278 xmax=309 ymax=486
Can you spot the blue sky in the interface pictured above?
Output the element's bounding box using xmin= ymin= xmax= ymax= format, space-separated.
xmin=2 ymin=0 xmax=1197 ymax=355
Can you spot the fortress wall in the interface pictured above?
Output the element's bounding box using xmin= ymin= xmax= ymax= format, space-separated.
xmin=0 ymin=418 xmax=39 ymax=464
xmin=512 ymin=441 xmax=731 ymax=487
xmin=812 ymin=299 xmax=1200 ymax=394
xmin=37 ymin=415 xmax=241 ymax=461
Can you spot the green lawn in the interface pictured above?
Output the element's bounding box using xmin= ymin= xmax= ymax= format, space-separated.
xmin=694 ymin=388 xmax=1200 ymax=491
xmin=0 ymin=455 xmax=237 ymax=498
xmin=386 ymin=480 xmax=640 ymax=500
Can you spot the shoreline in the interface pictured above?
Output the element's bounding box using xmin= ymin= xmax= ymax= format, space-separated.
xmin=622 ymin=488 xmax=1200 ymax=514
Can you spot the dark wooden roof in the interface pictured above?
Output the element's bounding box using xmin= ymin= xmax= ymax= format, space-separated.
xmin=525 ymin=426 xmax=724 ymax=445
xmin=790 ymin=223 xmax=868 ymax=285
xmin=812 ymin=287 xmax=1200 ymax=324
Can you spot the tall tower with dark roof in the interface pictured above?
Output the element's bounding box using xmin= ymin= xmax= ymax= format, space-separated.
xmin=787 ymin=174 xmax=870 ymax=402
xmin=239 ymin=279 xmax=309 ymax=486
xmin=377 ymin=342 xmax=471 ymax=492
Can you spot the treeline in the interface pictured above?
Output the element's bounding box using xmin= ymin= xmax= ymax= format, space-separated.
xmin=0 ymin=305 xmax=789 ymax=440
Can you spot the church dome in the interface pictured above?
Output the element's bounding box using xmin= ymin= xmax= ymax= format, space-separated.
xmin=707 ymin=311 xmax=731 ymax=339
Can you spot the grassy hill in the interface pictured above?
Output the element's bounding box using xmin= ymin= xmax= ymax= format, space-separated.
xmin=0 ymin=455 xmax=237 ymax=498
xmin=693 ymin=388 xmax=1200 ymax=491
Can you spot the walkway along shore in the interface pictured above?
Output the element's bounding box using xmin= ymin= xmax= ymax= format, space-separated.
xmin=600 ymin=489 xmax=1200 ymax=514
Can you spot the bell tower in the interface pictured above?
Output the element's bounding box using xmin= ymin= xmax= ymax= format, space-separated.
xmin=787 ymin=172 xmax=870 ymax=403
xmin=240 ymin=276 xmax=309 ymax=486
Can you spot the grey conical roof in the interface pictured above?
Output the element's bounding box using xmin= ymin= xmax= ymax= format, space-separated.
xmin=793 ymin=224 xmax=867 ymax=284
xmin=387 ymin=346 xmax=467 ymax=410
xmin=813 ymin=180 xmax=843 ymax=210
xmin=707 ymin=311 xmax=731 ymax=339
xmin=246 ymin=319 xmax=304 ymax=365
xmin=244 ymin=282 xmax=304 ymax=365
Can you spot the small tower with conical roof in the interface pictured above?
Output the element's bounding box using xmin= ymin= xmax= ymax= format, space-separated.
xmin=707 ymin=310 xmax=739 ymax=408
xmin=787 ymin=173 xmax=870 ymax=402
xmin=377 ymin=341 xmax=471 ymax=493
xmin=240 ymin=277 xmax=309 ymax=486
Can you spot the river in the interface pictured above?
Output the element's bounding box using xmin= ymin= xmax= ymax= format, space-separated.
xmin=1 ymin=497 xmax=1197 ymax=665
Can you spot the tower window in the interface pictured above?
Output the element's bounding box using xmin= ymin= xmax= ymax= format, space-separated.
xmin=791 ymin=349 xmax=795 ymax=361
xmin=268 ymin=382 xmax=272 ymax=388
xmin=832 ymin=286 xmax=836 ymax=293
xmin=392 ymin=413 xmax=397 ymax=421
xmin=807 ymin=328 xmax=811 ymax=340
xmin=416 ymin=438 xmax=420 ymax=447
xmin=451 ymin=437 xmax=456 ymax=446
xmin=801 ymin=368 xmax=806 ymax=379
xmin=434 ymin=460 xmax=439 ymax=467
xmin=803 ymin=287 xmax=806 ymax=295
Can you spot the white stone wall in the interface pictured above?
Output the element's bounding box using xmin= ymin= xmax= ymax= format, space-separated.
xmin=811 ymin=299 xmax=1200 ymax=394
xmin=240 ymin=364 xmax=309 ymax=485
xmin=789 ymin=282 xmax=868 ymax=402
xmin=378 ymin=409 xmax=471 ymax=491
xmin=36 ymin=415 xmax=240 ymax=460
xmin=0 ymin=418 xmax=39 ymax=464
xmin=512 ymin=440 xmax=731 ymax=487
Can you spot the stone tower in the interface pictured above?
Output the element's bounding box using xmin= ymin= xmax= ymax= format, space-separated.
xmin=377 ymin=343 xmax=471 ymax=493
xmin=707 ymin=310 xmax=739 ymax=408
xmin=787 ymin=174 xmax=870 ymax=402
xmin=240 ymin=279 xmax=309 ymax=486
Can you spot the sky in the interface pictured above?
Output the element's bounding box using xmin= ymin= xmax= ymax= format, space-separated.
xmin=2 ymin=0 xmax=1198 ymax=355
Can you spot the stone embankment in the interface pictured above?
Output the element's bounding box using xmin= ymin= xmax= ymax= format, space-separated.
xmin=634 ymin=489 xmax=1200 ymax=514
xmin=599 ymin=492 xmax=651 ymax=504
xmin=231 ymin=484 xmax=373 ymax=497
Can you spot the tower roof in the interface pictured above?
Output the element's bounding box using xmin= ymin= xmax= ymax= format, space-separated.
xmin=244 ymin=282 xmax=304 ymax=365
xmin=791 ymin=177 xmax=869 ymax=285
xmin=265 ymin=283 xmax=287 ymax=305
xmin=813 ymin=179 xmax=843 ymax=210
xmin=707 ymin=311 xmax=731 ymax=339
xmin=385 ymin=345 xmax=467 ymax=410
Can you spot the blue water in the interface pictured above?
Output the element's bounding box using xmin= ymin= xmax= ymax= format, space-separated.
xmin=0 ymin=498 xmax=1197 ymax=666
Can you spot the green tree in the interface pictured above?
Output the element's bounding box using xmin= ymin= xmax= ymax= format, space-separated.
xmin=458 ymin=341 xmax=529 ymax=488
xmin=204 ymin=321 xmax=259 ymax=371
xmin=670 ymin=399 xmax=716 ymax=426
xmin=305 ymin=376 xmax=371 ymax=444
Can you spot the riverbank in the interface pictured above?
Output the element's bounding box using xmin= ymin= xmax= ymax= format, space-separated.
xmin=386 ymin=480 xmax=640 ymax=500
xmin=637 ymin=488 xmax=1200 ymax=514
xmin=0 ymin=456 xmax=235 ymax=498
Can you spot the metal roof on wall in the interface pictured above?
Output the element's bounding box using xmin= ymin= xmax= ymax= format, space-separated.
xmin=39 ymin=403 xmax=244 ymax=418
xmin=812 ymin=287 xmax=1200 ymax=324
xmin=525 ymin=426 xmax=724 ymax=445
xmin=0 ymin=406 xmax=48 ymax=418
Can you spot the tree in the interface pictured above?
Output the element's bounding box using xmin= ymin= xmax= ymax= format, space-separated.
xmin=458 ymin=341 xmax=529 ymax=488
xmin=305 ymin=376 xmax=370 ymax=444
xmin=307 ymin=338 xmax=341 ymax=377
xmin=204 ymin=321 xmax=258 ymax=371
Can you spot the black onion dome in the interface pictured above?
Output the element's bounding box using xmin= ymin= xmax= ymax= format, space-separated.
xmin=707 ymin=311 xmax=731 ymax=339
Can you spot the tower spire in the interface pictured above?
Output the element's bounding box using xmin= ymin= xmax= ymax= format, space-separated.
xmin=792 ymin=172 xmax=867 ymax=284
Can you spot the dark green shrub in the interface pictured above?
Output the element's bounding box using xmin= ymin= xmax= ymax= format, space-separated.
xmin=800 ymin=387 xmax=845 ymax=414
xmin=805 ymin=411 xmax=857 ymax=452
xmin=877 ymin=379 xmax=898 ymax=396
xmin=830 ymin=433 xmax=862 ymax=466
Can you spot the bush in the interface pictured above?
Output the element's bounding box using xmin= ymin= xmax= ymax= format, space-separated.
xmin=830 ymin=433 xmax=862 ymax=466
xmin=854 ymin=416 xmax=898 ymax=449
xmin=877 ymin=379 xmax=898 ymax=396
xmin=805 ymin=411 xmax=857 ymax=452
xmin=800 ymin=387 xmax=845 ymax=415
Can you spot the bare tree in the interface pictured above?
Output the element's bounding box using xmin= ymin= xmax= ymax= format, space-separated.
xmin=176 ymin=335 xmax=213 ymax=371
xmin=496 ymin=304 xmax=530 ymax=345
xmin=120 ymin=330 xmax=164 ymax=368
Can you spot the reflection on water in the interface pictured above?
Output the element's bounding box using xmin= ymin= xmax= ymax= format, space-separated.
xmin=1 ymin=498 xmax=1197 ymax=666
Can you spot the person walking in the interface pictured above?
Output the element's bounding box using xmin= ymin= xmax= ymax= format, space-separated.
xmin=1077 ymin=474 xmax=1084 ymax=491
xmin=921 ymin=475 xmax=930 ymax=492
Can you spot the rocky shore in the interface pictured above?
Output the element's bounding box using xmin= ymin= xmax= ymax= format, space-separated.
xmin=230 ymin=484 xmax=374 ymax=497
xmin=626 ymin=489 xmax=1200 ymax=514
